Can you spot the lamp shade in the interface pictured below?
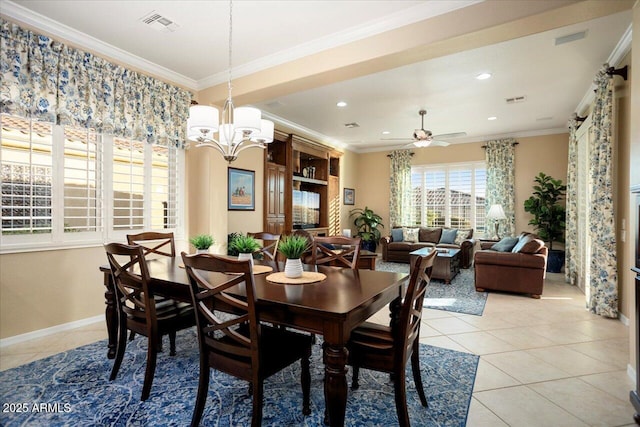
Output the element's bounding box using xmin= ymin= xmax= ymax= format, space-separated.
xmin=486 ymin=204 xmax=507 ymax=220
xmin=233 ymin=107 xmax=261 ymax=133
xmin=188 ymin=105 xmax=219 ymax=133
xmin=250 ymin=119 xmax=274 ymax=143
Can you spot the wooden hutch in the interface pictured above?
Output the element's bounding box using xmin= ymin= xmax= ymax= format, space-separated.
xmin=264 ymin=131 xmax=341 ymax=237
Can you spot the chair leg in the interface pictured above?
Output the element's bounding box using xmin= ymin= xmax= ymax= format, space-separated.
xmin=393 ymin=369 xmax=410 ymax=427
xmin=109 ymin=319 xmax=128 ymax=381
xmin=301 ymin=348 xmax=311 ymax=415
xmin=250 ymin=380 xmax=264 ymax=427
xmin=128 ymin=330 xmax=136 ymax=341
xmin=411 ymin=345 xmax=428 ymax=407
xmin=191 ymin=362 xmax=210 ymax=427
xmin=351 ymin=364 xmax=360 ymax=390
xmin=140 ymin=338 xmax=158 ymax=401
xmin=169 ymin=331 xmax=177 ymax=356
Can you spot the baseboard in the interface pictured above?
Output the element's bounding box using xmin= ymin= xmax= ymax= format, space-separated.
xmin=620 ymin=312 xmax=630 ymax=326
xmin=0 ymin=315 xmax=104 ymax=348
xmin=629 ymin=364 xmax=637 ymax=389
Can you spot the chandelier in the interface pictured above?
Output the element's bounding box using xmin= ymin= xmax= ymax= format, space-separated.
xmin=187 ymin=0 xmax=274 ymax=162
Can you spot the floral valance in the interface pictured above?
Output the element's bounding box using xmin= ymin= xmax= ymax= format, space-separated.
xmin=0 ymin=18 xmax=192 ymax=148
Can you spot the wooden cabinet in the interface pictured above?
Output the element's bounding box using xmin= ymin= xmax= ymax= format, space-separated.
xmin=264 ymin=132 xmax=341 ymax=236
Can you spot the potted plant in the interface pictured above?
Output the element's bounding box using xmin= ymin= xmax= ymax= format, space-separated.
xmin=523 ymin=172 xmax=567 ymax=273
xmin=349 ymin=206 xmax=384 ymax=252
xmin=190 ymin=234 xmax=215 ymax=254
xmin=277 ymin=234 xmax=310 ymax=278
xmin=229 ymin=234 xmax=261 ymax=267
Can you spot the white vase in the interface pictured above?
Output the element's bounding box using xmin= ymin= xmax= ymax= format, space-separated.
xmin=196 ymin=248 xmax=209 ymax=254
xmin=284 ymin=258 xmax=303 ymax=278
xmin=238 ymin=252 xmax=254 ymax=267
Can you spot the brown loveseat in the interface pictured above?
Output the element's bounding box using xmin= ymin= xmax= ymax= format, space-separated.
xmin=380 ymin=227 xmax=475 ymax=268
xmin=474 ymin=233 xmax=548 ymax=298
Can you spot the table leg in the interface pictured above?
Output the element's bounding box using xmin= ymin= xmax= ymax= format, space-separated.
xmin=102 ymin=271 xmax=117 ymax=359
xmin=323 ymin=343 xmax=348 ymax=426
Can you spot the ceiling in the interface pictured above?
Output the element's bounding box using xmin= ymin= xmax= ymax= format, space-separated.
xmin=2 ymin=1 xmax=633 ymax=152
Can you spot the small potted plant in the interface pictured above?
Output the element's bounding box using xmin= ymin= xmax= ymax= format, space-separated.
xmin=349 ymin=206 xmax=384 ymax=252
xmin=523 ymin=172 xmax=567 ymax=273
xmin=229 ymin=234 xmax=261 ymax=267
xmin=277 ymin=234 xmax=310 ymax=278
xmin=190 ymin=234 xmax=215 ymax=254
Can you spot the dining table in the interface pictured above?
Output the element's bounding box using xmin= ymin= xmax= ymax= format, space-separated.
xmin=100 ymin=257 xmax=408 ymax=427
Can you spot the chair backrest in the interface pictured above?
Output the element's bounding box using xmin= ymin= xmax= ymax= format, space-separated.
xmin=311 ymin=236 xmax=362 ymax=269
xmin=126 ymin=232 xmax=175 ymax=258
xmin=104 ymin=242 xmax=154 ymax=325
xmin=394 ymin=249 xmax=437 ymax=362
xmin=181 ymin=252 xmax=260 ymax=371
xmin=247 ymin=232 xmax=280 ymax=266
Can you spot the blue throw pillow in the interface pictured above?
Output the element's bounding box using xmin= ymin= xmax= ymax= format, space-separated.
xmin=491 ymin=236 xmax=519 ymax=252
xmin=439 ymin=228 xmax=458 ymax=244
xmin=391 ymin=228 xmax=403 ymax=242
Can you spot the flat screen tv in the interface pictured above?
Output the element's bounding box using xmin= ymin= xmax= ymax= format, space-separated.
xmin=292 ymin=190 xmax=320 ymax=228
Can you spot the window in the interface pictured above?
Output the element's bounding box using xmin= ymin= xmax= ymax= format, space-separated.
xmin=411 ymin=162 xmax=486 ymax=232
xmin=0 ymin=114 xmax=183 ymax=252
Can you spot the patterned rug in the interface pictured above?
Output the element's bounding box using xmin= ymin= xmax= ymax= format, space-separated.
xmin=376 ymin=261 xmax=487 ymax=316
xmin=0 ymin=329 xmax=478 ymax=427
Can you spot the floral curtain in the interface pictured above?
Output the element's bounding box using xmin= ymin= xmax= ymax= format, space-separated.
xmin=389 ymin=150 xmax=413 ymax=227
xmin=484 ymin=138 xmax=516 ymax=237
xmin=587 ymin=64 xmax=617 ymax=318
xmin=0 ymin=18 xmax=191 ymax=148
xmin=564 ymin=115 xmax=580 ymax=285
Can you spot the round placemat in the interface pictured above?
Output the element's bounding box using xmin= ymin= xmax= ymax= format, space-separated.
xmin=252 ymin=265 xmax=273 ymax=275
xmin=265 ymin=271 xmax=326 ymax=284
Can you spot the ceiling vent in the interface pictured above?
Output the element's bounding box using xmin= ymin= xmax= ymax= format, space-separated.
xmin=140 ymin=11 xmax=179 ymax=32
xmin=555 ymin=30 xmax=587 ymax=46
xmin=505 ymin=96 xmax=526 ymax=104
xmin=536 ymin=116 xmax=553 ymax=122
xmin=344 ymin=122 xmax=360 ymax=128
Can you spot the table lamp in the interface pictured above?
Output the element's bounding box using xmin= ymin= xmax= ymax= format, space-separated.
xmin=487 ymin=204 xmax=506 ymax=239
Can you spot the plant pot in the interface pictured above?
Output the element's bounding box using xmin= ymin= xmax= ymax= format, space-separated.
xmin=360 ymin=239 xmax=376 ymax=253
xmin=546 ymin=249 xmax=565 ymax=273
xmin=196 ymin=248 xmax=209 ymax=254
xmin=284 ymin=258 xmax=303 ymax=278
xmin=238 ymin=252 xmax=254 ymax=268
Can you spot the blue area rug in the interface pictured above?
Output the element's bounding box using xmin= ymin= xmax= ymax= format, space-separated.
xmin=376 ymin=261 xmax=487 ymax=316
xmin=0 ymin=329 xmax=478 ymax=426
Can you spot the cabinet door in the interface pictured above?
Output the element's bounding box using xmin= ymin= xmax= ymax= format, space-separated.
xmin=277 ymin=165 xmax=286 ymax=217
xmin=266 ymin=164 xmax=278 ymax=217
xmin=328 ymin=175 xmax=340 ymax=236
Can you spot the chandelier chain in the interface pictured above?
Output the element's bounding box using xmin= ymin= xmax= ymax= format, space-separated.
xmin=227 ymin=0 xmax=233 ymax=99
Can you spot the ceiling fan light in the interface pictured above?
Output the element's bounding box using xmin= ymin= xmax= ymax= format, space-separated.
xmin=413 ymin=140 xmax=430 ymax=148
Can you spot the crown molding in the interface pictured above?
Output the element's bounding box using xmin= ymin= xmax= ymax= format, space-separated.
xmin=195 ymin=0 xmax=482 ymax=90
xmin=1 ymin=1 xmax=198 ymax=91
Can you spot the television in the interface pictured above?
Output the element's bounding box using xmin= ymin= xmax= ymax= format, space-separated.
xmin=292 ymin=190 xmax=320 ymax=228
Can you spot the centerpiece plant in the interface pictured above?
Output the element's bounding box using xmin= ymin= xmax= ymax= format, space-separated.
xmin=190 ymin=234 xmax=215 ymax=254
xmin=277 ymin=234 xmax=310 ymax=278
xmin=229 ymin=234 xmax=261 ymax=266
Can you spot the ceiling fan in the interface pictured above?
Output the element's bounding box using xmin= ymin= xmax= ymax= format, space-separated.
xmin=382 ymin=109 xmax=465 ymax=147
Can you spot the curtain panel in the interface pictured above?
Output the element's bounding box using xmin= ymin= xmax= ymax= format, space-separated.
xmin=587 ymin=64 xmax=617 ymax=318
xmin=484 ymin=138 xmax=516 ymax=237
xmin=564 ymin=115 xmax=580 ymax=285
xmin=389 ymin=150 xmax=413 ymax=227
xmin=0 ymin=18 xmax=191 ymax=148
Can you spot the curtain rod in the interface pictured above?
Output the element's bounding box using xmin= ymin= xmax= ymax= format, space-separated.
xmin=481 ymin=142 xmax=519 ymax=149
xmin=606 ymin=65 xmax=628 ymax=81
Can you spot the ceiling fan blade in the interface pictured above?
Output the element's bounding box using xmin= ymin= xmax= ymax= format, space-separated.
xmin=432 ymin=132 xmax=466 ymax=139
xmin=429 ymin=140 xmax=450 ymax=147
xmin=380 ymin=137 xmax=413 ymax=141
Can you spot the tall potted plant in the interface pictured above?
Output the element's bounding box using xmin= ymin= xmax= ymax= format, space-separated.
xmin=523 ymin=172 xmax=567 ymax=273
xmin=349 ymin=206 xmax=384 ymax=252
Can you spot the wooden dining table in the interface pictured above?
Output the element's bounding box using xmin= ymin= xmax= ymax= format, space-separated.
xmin=100 ymin=257 xmax=408 ymax=427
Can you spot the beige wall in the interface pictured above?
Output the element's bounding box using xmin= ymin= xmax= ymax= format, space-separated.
xmin=339 ymin=149 xmax=361 ymax=236
xmin=226 ymin=149 xmax=266 ymax=241
xmin=350 ymin=133 xmax=569 ymax=243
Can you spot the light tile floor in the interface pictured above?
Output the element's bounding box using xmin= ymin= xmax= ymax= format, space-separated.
xmin=0 ymin=273 xmax=636 ymax=426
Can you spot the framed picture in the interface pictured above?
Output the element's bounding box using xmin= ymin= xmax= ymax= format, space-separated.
xmin=344 ymin=188 xmax=355 ymax=205
xmin=228 ymin=167 xmax=255 ymax=211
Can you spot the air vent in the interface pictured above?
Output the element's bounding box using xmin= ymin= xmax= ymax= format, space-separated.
xmin=344 ymin=122 xmax=360 ymax=128
xmin=555 ymin=31 xmax=587 ymax=46
xmin=505 ymin=96 xmax=526 ymax=104
xmin=536 ymin=116 xmax=553 ymax=122
xmin=140 ymin=11 xmax=179 ymax=32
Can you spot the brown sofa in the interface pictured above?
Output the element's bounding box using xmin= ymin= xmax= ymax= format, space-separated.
xmin=380 ymin=227 xmax=475 ymax=268
xmin=474 ymin=233 xmax=548 ymax=298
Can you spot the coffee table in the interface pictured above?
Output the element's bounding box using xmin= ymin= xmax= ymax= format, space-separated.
xmin=409 ymin=247 xmax=461 ymax=284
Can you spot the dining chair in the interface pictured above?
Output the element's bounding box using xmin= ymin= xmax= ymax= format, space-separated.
xmin=181 ymin=252 xmax=312 ymax=427
xmin=311 ymin=235 xmax=362 ymax=269
xmin=247 ymin=232 xmax=281 ymax=271
xmin=347 ymin=249 xmax=437 ymax=427
xmin=126 ymin=231 xmax=176 ymax=258
xmin=104 ymin=243 xmax=195 ymax=401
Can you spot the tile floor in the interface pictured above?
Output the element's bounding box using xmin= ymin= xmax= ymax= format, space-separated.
xmin=0 ymin=272 xmax=636 ymax=426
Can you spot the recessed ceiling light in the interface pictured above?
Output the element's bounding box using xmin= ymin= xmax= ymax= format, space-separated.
xmin=488 ymin=116 xmax=497 ymax=121
xmin=382 ymin=131 xmax=390 ymax=135
xmin=476 ymin=73 xmax=492 ymax=80
xmin=336 ymin=101 xmax=347 ymax=108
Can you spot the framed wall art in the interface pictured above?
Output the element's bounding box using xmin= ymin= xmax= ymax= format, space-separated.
xmin=344 ymin=188 xmax=355 ymax=205
xmin=228 ymin=167 xmax=255 ymax=211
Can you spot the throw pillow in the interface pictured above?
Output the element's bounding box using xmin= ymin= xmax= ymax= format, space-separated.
xmin=391 ymin=228 xmax=404 ymax=242
xmin=454 ymin=229 xmax=472 ymax=245
xmin=512 ymin=234 xmax=545 ymax=254
xmin=402 ymin=227 xmax=419 ymax=243
xmin=439 ymin=228 xmax=458 ymax=244
xmin=419 ymin=227 xmax=441 ymax=243
xmin=491 ymin=236 xmax=519 ymax=252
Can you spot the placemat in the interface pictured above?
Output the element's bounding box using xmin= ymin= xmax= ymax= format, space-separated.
xmin=178 ymin=264 xmax=273 ymax=275
xmin=266 ymin=271 xmax=326 ymax=284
